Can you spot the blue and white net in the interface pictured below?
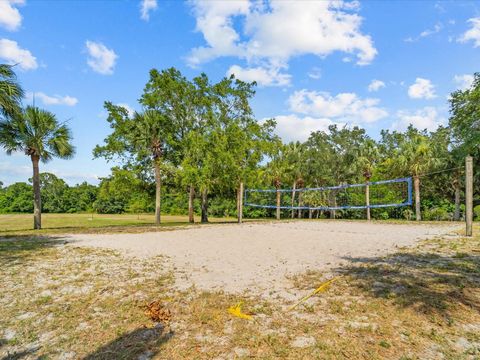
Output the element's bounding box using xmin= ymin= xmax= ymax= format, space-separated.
xmin=245 ymin=177 xmax=412 ymax=211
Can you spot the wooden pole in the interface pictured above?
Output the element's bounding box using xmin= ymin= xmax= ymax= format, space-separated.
xmin=276 ymin=189 xmax=281 ymax=220
xmin=238 ymin=182 xmax=244 ymax=224
xmin=414 ymin=176 xmax=421 ymax=221
xmin=366 ymin=183 xmax=370 ymax=221
xmin=291 ymin=181 xmax=296 ymax=219
xmin=466 ymin=156 xmax=473 ymax=237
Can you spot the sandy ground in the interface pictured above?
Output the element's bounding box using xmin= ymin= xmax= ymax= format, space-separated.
xmin=67 ymin=221 xmax=460 ymax=297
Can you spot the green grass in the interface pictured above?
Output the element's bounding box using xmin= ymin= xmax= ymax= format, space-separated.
xmin=0 ymin=212 xmax=465 ymax=236
xmin=0 ymin=213 xmax=239 ymax=235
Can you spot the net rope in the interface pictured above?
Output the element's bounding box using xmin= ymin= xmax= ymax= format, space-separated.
xmin=245 ymin=177 xmax=412 ymax=211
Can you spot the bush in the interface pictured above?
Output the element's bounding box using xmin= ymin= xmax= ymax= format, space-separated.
xmin=377 ymin=211 xmax=389 ymax=220
xmin=424 ymin=207 xmax=450 ymax=221
xmin=402 ymin=208 xmax=414 ymax=221
xmin=474 ymin=205 xmax=480 ymax=220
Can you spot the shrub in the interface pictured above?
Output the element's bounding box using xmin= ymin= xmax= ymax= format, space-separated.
xmin=402 ymin=208 xmax=414 ymax=220
xmin=424 ymin=207 xmax=450 ymax=221
xmin=474 ymin=205 xmax=480 ymax=220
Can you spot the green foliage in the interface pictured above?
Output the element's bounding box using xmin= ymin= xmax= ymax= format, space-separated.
xmin=0 ymin=174 xmax=97 ymax=214
xmin=36 ymin=173 xmax=68 ymax=213
xmin=474 ymin=205 xmax=480 ymax=220
xmin=0 ymin=63 xmax=24 ymax=119
xmin=0 ymin=182 xmax=33 ymax=213
xmin=93 ymin=167 xmax=150 ymax=214
xmin=402 ymin=209 xmax=414 ymax=221
xmin=0 ymin=106 xmax=75 ymax=162
xmin=1 ymin=66 xmax=478 ymax=222
xmin=424 ymin=207 xmax=450 ymax=221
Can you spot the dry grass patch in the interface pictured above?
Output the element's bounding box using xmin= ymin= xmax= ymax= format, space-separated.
xmin=1 ymin=226 xmax=479 ymax=359
xmin=0 ymin=213 xmax=240 ymax=236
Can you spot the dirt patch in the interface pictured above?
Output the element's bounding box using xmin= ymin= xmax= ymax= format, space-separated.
xmin=68 ymin=221 xmax=459 ymax=296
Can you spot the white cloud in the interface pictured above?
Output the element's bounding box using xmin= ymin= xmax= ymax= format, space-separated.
xmin=140 ymin=0 xmax=158 ymax=21
xmin=404 ymin=23 xmax=443 ymax=42
xmin=116 ymin=103 xmax=135 ymax=118
xmin=0 ymin=0 xmax=24 ymax=31
xmin=44 ymin=168 xmax=100 ymax=184
xmin=269 ymin=114 xmax=340 ymax=142
xmin=453 ymin=74 xmax=474 ymax=90
xmin=408 ymin=78 xmax=436 ymax=99
xmin=0 ymin=160 xmax=31 ymax=178
xmin=307 ymin=67 xmax=321 ymax=80
xmin=392 ymin=107 xmax=445 ymax=131
xmin=227 ymin=64 xmax=290 ymax=86
xmin=85 ymin=40 xmax=118 ymax=75
xmin=188 ymin=0 xmax=377 ymax=84
xmin=458 ymin=17 xmax=480 ymax=47
xmin=420 ymin=23 xmax=442 ymax=38
xmin=288 ymin=90 xmax=388 ymax=123
xmin=405 ymin=23 xmax=442 ymax=42
xmin=26 ymin=92 xmax=78 ymax=106
xmin=0 ymin=38 xmax=37 ymax=70
xmin=367 ymin=79 xmax=385 ymax=92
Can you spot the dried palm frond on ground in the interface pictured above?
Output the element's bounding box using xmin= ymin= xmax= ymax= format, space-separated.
xmin=144 ymin=300 xmax=172 ymax=323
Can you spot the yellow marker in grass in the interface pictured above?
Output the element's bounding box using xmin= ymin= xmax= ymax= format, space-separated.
xmin=289 ymin=276 xmax=340 ymax=311
xmin=228 ymin=302 xmax=253 ymax=320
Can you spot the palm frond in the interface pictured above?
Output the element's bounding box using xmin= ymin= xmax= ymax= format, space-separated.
xmin=0 ymin=105 xmax=75 ymax=163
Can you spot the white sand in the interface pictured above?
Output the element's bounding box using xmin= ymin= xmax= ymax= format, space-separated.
xmin=67 ymin=221 xmax=459 ymax=296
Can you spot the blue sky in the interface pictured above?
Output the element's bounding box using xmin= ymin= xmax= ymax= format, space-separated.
xmin=0 ymin=0 xmax=479 ymax=186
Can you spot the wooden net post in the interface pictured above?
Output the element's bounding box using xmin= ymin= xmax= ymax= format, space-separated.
xmin=238 ymin=182 xmax=244 ymax=224
xmin=366 ymin=182 xmax=370 ymax=221
xmin=276 ymin=189 xmax=281 ymax=220
xmin=466 ymin=156 xmax=473 ymax=237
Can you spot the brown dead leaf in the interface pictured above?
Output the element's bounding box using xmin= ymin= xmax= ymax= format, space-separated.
xmin=144 ymin=300 xmax=172 ymax=323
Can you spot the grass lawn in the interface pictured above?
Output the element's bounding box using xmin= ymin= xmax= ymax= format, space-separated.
xmin=0 ymin=224 xmax=479 ymax=359
xmin=0 ymin=213 xmax=238 ymax=236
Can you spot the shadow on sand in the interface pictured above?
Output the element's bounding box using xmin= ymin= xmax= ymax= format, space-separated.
xmin=0 ymin=235 xmax=69 ymax=266
xmin=336 ymin=250 xmax=480 ymax=318
xmin=83 ymin=325 xmax=173 ymax=360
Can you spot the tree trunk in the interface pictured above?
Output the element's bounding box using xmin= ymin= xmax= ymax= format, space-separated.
xmin=414 ymin=176 xmax=421 ymax=221
xmin=188 ymin=185 xmax=195 ymax=223
xmin=276 ymin=189 xmax=281 ymax=220
xmin=330 ymin=192 xmax=336 ymax=219
xmin=31 ymin=155 xmax=41 ymax=230
xmin=291 ymin=180 xmax=296 ymax=219
xmin=309 ymin=209 xmax=313 ymax=219
xmin=237 ymin=181 xmax=244 ymax=224
xmin=454 ymin=180 xmax=461 ymax=221
xmin=366 ymin=183 xmax=371 ymax=221
xmin=154 ymin=159 xmax=161 ymax=225
xmin=201 ymin=189 xmax=208 ymax=223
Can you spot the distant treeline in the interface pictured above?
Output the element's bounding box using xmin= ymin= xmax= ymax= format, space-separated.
xmin=2 ymin=66 xmax=480 ymax=223
xmin=0 ymin=170 xmax=245 ymax=217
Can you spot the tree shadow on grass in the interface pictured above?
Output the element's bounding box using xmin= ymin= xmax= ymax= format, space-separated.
xmin=337 ymin=251 xmax=480 ymax=319
xmin=0 ymin=235 xmax=69 ymax=266
xmin=83 ymin=325 xmax=173 ymax=360
xmin=0 ymin=344 xmax=40 ymax=360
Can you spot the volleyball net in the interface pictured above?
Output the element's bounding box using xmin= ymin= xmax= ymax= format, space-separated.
xmin=244 ymin=177 xmax=413 ymax=211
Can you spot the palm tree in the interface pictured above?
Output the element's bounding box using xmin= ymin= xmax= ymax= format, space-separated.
xmin=385 ymin=130 xmax=437 ymax=221
xmin=358 ymin=139 xmax=380 ymax=220
xmin=284 ymin=141 xmax=304 ymax=218
xmin=0 ymin=106 xmax=75 ymax=229
xmin=0 ymin=64 xmax=24 ymax=119
xmin=265 ymin=143 xmax=289 ymax=220
xmin=123 ymin=109 xmax=168 ymax=226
